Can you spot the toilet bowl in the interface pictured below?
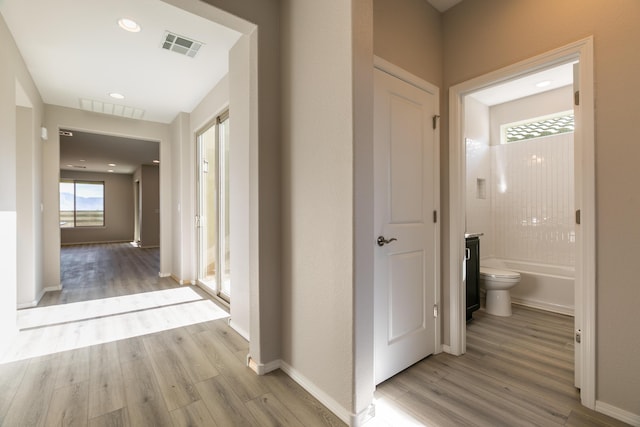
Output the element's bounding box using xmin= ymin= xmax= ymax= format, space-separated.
xmin=479 ymin=267 xmax=521 ymax=316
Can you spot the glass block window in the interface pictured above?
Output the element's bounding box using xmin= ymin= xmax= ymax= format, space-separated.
xmin=501 ymin=111 xmax=574 ymax=144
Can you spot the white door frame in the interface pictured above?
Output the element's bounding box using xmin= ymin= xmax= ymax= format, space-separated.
xmin=447 ymin=37 xmax=596 ymax=408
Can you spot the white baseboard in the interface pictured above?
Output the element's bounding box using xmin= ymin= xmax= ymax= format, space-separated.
xmin=441 ymin=344 xmax=452 ymax=354
xmin=170 ymin=274 xmax=195 ymax=285
xmin=511 ymin=297 xmax=574 ymax=316
xmin=247 ymin=356 xmax=280 ymax=375
xmin=595 ymin=400 xmax=640 ymax=426
xmin=351 ymin=403 xmax=375 ymax=426
xmin=17 ymin=285 xmax=62 ymax=309
xmin=279 ymin=360 xmax=351 ymax=425
xmin=158 ymin=272 xmax=171 ymax=278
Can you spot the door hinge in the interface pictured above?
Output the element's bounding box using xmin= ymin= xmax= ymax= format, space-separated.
xmin=432 ymin=115 xmax=440 ymax=130
xmin=575 ymin=209 xmax=581 ymax=225
xmin=574 ymin=90 xmax=580 ymax=106
xmin=575 ymin=328 xmax=582 ymax=344
xmin=195 ymin=215 xmax=200 ymax=227
xmin=433 ymin=210 xmax=437 ymax=223
xmin=433 ymin=304 xmax=439 ymax=318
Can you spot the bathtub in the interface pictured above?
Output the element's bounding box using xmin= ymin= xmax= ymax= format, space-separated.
xmin=480 ymin=258 xmax=574 ymax=316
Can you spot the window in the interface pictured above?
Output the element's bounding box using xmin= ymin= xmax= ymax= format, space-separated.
xmin=501 ymin=111 xmax=574 ymax=144
xmin=60 ymin=180 xmax=105 ymax=228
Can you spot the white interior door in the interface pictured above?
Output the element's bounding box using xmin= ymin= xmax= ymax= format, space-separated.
xmin=374 ymin=67 xmax=438 ymax=385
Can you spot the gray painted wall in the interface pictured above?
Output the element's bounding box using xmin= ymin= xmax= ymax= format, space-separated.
xmin=139 ymin=165 xmax=160 ymax=247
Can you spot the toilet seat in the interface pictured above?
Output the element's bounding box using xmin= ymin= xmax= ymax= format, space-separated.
xmin=480 ymin=267 xmax=520 ymax=281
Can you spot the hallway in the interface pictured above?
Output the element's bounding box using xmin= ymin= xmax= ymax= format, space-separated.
xmin=40 ymin=243 xmax=178 ymax=306
xmin=0 ymin=244 xmax=344 ymax=426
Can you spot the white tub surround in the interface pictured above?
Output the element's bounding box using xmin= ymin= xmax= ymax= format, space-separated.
xmin=481 ymin=258 xmax=574 ymax=315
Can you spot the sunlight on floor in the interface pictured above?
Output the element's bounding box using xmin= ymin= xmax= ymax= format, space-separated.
xmin=369 ymin=396 xmax=432 ymax=427
xmin=1 ymin=287 xmax=228 ymax=364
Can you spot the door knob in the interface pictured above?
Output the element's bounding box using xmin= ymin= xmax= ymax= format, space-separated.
xmin=377 ymin=236 xmax=398 ymax=247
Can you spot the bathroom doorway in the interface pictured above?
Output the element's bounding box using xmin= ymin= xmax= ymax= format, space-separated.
xmin=449 ymin=38 xmax=596 ymax=408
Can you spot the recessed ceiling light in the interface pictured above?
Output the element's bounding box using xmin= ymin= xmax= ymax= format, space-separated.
xmin=108 ymin=169 xmax=115 ymax=173
xmin=66 ymin=164 xmax=73 ymax=168
xmin=109 ymin=92 xmax=125 ymax=100
xmin=118 ymin=18 xmax=141 ymax=33
xmin=79 ymin=159 xmax=86 ymax=162
xmin=152 ymin=159 xmax=160 ymax=164
xmin=535 ymin=80 xmax=552 ymax=88
xmin=108 ymin=163 xmax=116 ymax=167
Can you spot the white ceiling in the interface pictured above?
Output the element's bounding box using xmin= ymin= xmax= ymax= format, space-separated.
xmin=0 ymin=0 xmax=241 ymax=124
xmin=1 ymin=0 xmax=240 ymax=174
xmin=468 ymin=62 xmax=575 ymax=106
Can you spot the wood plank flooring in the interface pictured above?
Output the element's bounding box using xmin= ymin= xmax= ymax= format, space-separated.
xmin=1 ymin=243 xmax=344 ymax=427
xmin=375 ymin=307 xmax=630 ymax=426
xmin=0 ymin=243 xmax=629 ymax=426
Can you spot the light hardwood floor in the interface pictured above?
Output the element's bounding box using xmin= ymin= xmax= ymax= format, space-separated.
xmin=1 ymin=244 xmax=629 ymax=426
xmin=1 ymin=244 xmax=344 ymax=426
xmin=376 ymin=307 xmax=630 ymax=426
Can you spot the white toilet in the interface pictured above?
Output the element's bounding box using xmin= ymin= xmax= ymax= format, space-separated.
xmin=479 ymin=267 xmax=521 ymax=316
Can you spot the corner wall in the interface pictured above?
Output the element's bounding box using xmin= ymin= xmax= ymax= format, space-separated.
xmin=442 ymin=0 xmax=640 ymax=417
xmin=0 ymin=13 xmax=44 ymax=326
xmin=281 ymin=0 xmax=356 ymax=418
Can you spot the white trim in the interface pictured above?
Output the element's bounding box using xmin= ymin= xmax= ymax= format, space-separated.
xmin=373 ymin=54 xmax=442 ymax=371
xmin=511 ymin=298 xmax=574 ymax=317
xmin=16 ymin=285 xmax=62 ymax=309
xmin=247 ymin=356 xmax=280 ymax=375
xmin=374 ymin=56 xmax=439 ymax=93
xmin=158 ymin=272 xmax=171 ymax=278
xmin=279 ymin=360 xmax=351 ymax=425
xmin=352 ymin=404 xmax=376 ymax=427
xmin=595 ymin=401 xmax=640 ymax=426
xmin=441 ymin=344 xmax=452 ymax=354
xmin=448 ymin=37 xmax=596 ymax=406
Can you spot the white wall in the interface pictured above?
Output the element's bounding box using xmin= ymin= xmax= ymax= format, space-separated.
xmin=489 ymin=87 xmax=574 ymax=267
xmin=43 ymin=105 xmax=172 ymax=286
xmin=464 ymin=96 xmax=492 ymax=256
xmin=281 ymin=0 xmax=355 ymax=417
xmin=492 ymin=133 xmax=575 ymax=266
xmin=0 ymin=13 xmax=44 ymax=334
xmin=169 ymin=112 xmax=191 ymax=283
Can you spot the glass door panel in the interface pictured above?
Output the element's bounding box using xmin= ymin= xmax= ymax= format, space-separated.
xmin=196 ymin=111 xmax=230 ymax=302
xmin=219 ymin=115 xmax=231 ymax=299
xmin=197 ymin=124 xmax=218 ymax=294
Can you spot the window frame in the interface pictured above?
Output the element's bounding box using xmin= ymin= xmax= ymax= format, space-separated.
xmin=59 ymin=179 xmax=106 ymax=228
xmin=500 ymin=110 xmax=575 ymax=145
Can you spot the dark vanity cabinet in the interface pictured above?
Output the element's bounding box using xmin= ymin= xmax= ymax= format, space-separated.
xmin=465 ymin=236 xmax=480 ymax=321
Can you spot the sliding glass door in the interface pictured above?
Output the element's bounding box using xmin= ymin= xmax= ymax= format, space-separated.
xmin=196 ymin=111 xmax=230 ymax=301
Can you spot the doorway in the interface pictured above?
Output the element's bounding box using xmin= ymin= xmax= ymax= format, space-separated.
xmin=373 ymin=58 xmax=440 ymax=385
xmin=448 ymin=38 xmax=596 ymax=407
xmin=196 ymin=111 xmax=231 ymax=302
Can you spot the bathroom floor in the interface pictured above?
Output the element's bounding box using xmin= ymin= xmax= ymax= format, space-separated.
xmin=375 ymin=306 xmax=629 ymax=426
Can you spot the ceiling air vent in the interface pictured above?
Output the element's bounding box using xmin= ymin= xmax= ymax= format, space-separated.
xmin=79 ymin=99 xmax=145 ymax=120
xmin=161 ymin=31 xmax=203 ymax=58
